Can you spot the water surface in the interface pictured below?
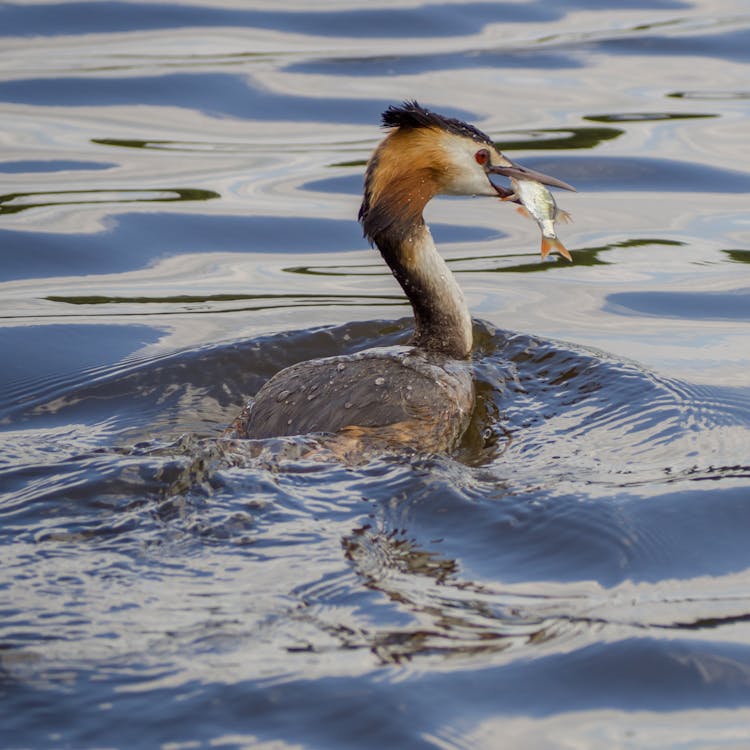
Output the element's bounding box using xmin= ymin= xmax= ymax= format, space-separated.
xmin=2 ymin=1 xmax=750 ymax=748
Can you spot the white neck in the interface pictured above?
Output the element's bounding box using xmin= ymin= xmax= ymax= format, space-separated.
xmin=388 ymin=223 xmax=473 ymax=358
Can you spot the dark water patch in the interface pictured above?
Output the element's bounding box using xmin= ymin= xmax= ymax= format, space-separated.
xmin=383 ymin=468 xmax=750 ymax=586
xmin=382 ymin=330 xmax=750 ymax=585
xmin=0 ymin=449 xmax=176 ymax=547
xmin=92 ymin=137 xmax=258 ymax=153
xmin=0 ymin=187 xmax=218 ymax=217
xmin=0 ymin=1 xmax=559 ymax=39
xmin=584 ymin=112 xmax=718 ymax=123
xmin=305 ymin=174 xmax=397 ymax=197
xmin=521 ymin=156 xmax=750 ymax=193
xmin=281 ymin=231 xmax=508 ymax=281
xmin=473 ymin=324 xmax=750 ymax=474
xmin=556 ymin=0 xmax=689 ymax=7
xmin=0 ymin=73 xmax=435 ymax=125
xmin=3 ymin=637 xmax=748 ymax=750
xmin=438 ymin=238 xmax=686 ymax=275
xmin=0 ymin=320 xmax=414 ymax=434
xmin=0 ymin=324 xmax=164 ymax=425
xmin=0 ymin=214 xmax=362 ymax=282
xmin=40 ymin=292 xmax=405 ymax=326
xmin=594 ymin=27 xmax=750 ymax=63
xmin=406 ymin=638 xmax=750 ymax=716
xmin=0 ymin=213 xmax=486 ymax=284
xmin=669 ymin=89 xmax=750 ymax=100
xmin=44 ymin=292 xmax=401 ymax=308
xmin=724 ymin=249 xmax=750 ymax=264
xmin=341 ymin=500 xmax=750 ymax=644
xmin=606 ymin=289 xmax=750 ymax=321
xmin=0 ymin=160 xmax=117 ymax=174
xmin=287 ymin=49 xmax=582 ymax=77
xmin=3 ymin=429 xmax=350 ymax=555
xmin=495 ymin=126 xmax=624 ymax=151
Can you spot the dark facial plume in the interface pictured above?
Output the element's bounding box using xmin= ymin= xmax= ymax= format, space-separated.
xmin=380 ymin=101 xmax=494 ymax=146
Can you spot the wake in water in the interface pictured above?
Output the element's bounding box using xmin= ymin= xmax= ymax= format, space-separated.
xmin=2 ymin=318 xmax=750 ymax=682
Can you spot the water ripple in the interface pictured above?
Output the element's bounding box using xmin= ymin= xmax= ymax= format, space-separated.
xmin=2 ymin=0 xmax=750 ymax=745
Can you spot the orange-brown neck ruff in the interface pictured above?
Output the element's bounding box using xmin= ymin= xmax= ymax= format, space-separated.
xmin=359 ymin=126 xmax=448 ymax=244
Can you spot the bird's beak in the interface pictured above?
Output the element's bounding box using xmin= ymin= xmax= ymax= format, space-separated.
xmin=489 ymin=158 xmax=576 ymax=192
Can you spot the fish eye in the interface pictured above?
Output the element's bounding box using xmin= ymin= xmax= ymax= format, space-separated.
xmin=474 ymin=148 xmax=490 ymax=166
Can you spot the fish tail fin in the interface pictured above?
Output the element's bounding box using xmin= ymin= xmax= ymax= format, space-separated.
xmin=557 ymin=209 xmax=573 ymax=224
xmin=541 ymin=236 xmax=573 ymax=262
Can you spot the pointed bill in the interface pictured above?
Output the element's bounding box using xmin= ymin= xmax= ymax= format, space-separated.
xmin=489 ymin=159 xmax=576 ymax=192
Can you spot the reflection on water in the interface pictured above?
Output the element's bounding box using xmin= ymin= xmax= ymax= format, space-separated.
xmin=670 ymin=89 xmax=750 ymax=99
xmin=584 ymin=111 xmax=717 ymax=122
xmin=0 ymin=1 xmax=632 ymax=39
xmin=725 ymin=249 xmax=750 ymax=264
xmin=0 ymin=159 xmax=118 ymax=173
xmin=607 ymin=289 xmax=750 ymax=321
xmin=2 ymin=0 xmax=750 ymax=748
xmin=595 ymin=27 xmax=750 ymax=62
xmin=0 ymin=187 xmax=219 ymax=215
xmin=495 ymin=126 xmax=624 ymax=150
xmin=0 ymin=73 xmax=403 ymax=123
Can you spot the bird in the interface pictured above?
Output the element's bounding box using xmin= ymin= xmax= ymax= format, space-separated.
xmin=225 ymin=101 xmax=575 ymax=456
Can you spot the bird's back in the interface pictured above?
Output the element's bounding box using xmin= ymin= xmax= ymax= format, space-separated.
xmin=226 ymin=346 xmax=474 ymax=454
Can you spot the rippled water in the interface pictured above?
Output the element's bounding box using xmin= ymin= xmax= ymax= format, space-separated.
xmin=2 ymin=1 xmax=750 ymax=748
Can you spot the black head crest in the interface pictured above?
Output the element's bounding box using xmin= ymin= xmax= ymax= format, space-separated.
xmin=381 ymin=101 xmax=493 ymax=146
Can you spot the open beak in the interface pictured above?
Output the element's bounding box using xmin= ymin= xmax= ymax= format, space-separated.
xmin=489 ymin=159 xmax=576 ymax=192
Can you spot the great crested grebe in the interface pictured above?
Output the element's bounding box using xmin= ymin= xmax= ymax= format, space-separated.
xmin=226 ymin=101 xmax=575 ymax=454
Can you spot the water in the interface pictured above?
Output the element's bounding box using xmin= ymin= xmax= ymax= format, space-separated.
xmin=1 ymin=1 xmax=750 ymax=747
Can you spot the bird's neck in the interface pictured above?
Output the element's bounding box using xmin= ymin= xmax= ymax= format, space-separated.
xmin=375 ymin=221 xmax=473 ymax=359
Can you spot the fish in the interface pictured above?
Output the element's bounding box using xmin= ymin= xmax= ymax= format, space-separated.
xmin=503 ymin=177 xmax=573 ymax=261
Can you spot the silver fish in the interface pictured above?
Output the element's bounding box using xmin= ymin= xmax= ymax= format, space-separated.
xmin=504 ymin=177 xmax=573 ymax=261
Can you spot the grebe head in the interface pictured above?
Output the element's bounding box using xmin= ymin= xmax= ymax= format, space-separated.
xmin=359 ymin=100 xmax=573 ymax=243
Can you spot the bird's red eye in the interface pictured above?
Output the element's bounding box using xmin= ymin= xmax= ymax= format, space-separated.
xmin=475 ymin=148 xmax=489 ymax=166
